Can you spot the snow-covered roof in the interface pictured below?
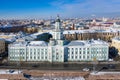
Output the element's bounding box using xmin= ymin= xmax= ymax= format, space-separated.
xmin=63 ymin=29 xmax=118 ymax=34
xmin=112 ymin=37 xmax=120 ymax=41
xmin=65 ymin=40 xmax=108 ymax=46
xmin=9 ymin=42 xmax=27 ymax=47
xmin=66 ymin=41 xmax=85 ymax=46
xmin=28 ymin=41 xmax=48 ymax=46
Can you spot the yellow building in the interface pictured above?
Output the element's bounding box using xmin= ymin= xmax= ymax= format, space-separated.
xmin=0 ymin=39 xmax=5 ymax=54
xmin=64 ymin=30 xmax=119 ymax=41
xmin=111 ymin=37 xmax=120 ymax=55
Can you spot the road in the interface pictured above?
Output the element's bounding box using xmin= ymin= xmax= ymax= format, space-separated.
xmin=0 ymin=61 xmax=120 ymax=72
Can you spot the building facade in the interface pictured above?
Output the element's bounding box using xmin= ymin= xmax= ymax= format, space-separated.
xmin=8 ymin=16 xmax=109 ymax=62
xmin=111 ymin=37 xmax=120 ymax=55
xmin=0 ymin=39 xmax=5 ymax=54
xmin=64 ymin=29 xmax=120 ymax=41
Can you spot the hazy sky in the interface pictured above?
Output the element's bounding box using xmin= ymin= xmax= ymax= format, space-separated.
xmin=0 ymin=0 xmax=120 ymax=19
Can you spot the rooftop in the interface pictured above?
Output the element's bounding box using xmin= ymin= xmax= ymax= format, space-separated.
xmin=65 ymin=39 xmax=108 ymax=46
xmin=112 ymin=37 xmax=120 ymax=41
xmin=63 ymin=28 xmax=118 ymax=34
xmin=28 ymin=41 xmax=48 ymax=46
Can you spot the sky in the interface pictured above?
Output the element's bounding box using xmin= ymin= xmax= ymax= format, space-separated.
xmin=0 ymin=0 xmax=120 ymax=19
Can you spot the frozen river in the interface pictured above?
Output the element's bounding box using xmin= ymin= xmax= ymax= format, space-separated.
xmin=30 ymin=76 xmax=85 ymax=80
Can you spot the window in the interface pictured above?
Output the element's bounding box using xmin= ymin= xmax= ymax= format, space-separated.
xmin=83 ymin=56 xmax=85 ymax=58
xmin=34 ymin=52 xmax=36 ymax=55
xmin=45 ymin=52 xmax=47 ymax=55
xmin=79 ymin=56 xmax=81 ymax=59
xmin=83 ymin=51 xmax=85 ymax=54
xmin=34 ymin=56 xmax=36 ymax=59
xmin=87 ymin=48 xmax=89 ymax=50
xmin=87 ymin=56 xmax=89 ymax=59
xmin=71 ymin=48 xmax=73 ymax=51
xmin=76 ymin=51 xmax=77 ymax=54
xmin=72 ymin=51 xmax=73 ymax=54
xmin=79 ymin=51 xmax=81 ymax=54
xmin=72 ymin=56 xmax=73 ymax=59
xmin=87 ymin=51 xmax=89 ymax=54
xmin=75 ymin=56 xmax=77 ymax=58
xmin=45 ymin=56 xmax=47 ymax=59
xmin=76 ymin=48 xmax=78 ymax=51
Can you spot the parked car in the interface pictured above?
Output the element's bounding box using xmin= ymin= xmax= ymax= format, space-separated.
xmin=83 ymin=68 xmax=90 ymax=71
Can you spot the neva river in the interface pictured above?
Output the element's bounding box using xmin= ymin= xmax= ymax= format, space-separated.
xmin=30 ymin=76 xmax=85 ymax=80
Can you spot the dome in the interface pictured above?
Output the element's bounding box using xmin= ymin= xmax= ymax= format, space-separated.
xmin=56 ymin=15 xmax=61 ymax=22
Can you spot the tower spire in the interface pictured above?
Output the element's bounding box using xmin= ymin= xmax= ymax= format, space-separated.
xmin=52 ymin=15 xmax=63 ymax=40
xmin=56 ymin=14 xmax=60 ymax=22
xmin=57 ymin=14 xmax=59 ymax=18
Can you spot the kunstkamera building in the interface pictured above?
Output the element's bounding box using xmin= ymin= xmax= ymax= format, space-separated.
xmin=8 ymin=16 xmax=109 ymax=62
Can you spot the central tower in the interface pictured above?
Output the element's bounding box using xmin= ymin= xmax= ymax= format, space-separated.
xmin=55 ymin=15 xmax=61 ymax=31
xmin=52 ymin=15 xmax=63 ymax=40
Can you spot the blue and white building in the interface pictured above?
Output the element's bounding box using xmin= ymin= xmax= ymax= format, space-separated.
xmin=8 ymin=16 xmax=109 ymax=62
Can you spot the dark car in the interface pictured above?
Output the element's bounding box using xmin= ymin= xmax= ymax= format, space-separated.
xmin=9 ymin=70 xmax=15 ymax=73
xmin=107 ymin=64 xmax=115 ymax=69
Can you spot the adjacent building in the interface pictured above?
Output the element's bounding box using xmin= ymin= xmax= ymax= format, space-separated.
xmin=8 ymin=16 xmax=109 ymax=62
xmin=64 ymin=29 xmax=120 ymax=41
xmin=0 ymin=39 xmax=5 ymax=54
xmin=111 ymin=37 xmax=120 ymax=55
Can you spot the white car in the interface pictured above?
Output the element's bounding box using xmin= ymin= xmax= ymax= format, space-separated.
xmin=83 ymin=68 xmax=90 ymax=71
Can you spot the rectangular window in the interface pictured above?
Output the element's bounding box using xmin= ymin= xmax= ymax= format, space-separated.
xmin=87 ymin=51 xmax=89 ymax=54
xmin=75 ymin=56 xmax=77 ymax=58
xmin=79 ymin=56 xmax=81 ymax=59
xmin=34 ymin=56 xmax=36 ymax=59
xmin=72 ymin=56 xmax=73 ymax=59
xmin=83 ymin=56 xmax=85 ymax=58
xmin=72 ymin=51 xmax=73 ymax=54
xmin=79 ymin=51 xmax=81 ymax=54
xmin=76 ymin=48 xmax=77 ymax=51
xmin=87 ymin=56 xmax=89 ymax=59
xmin=83 ymin=51 xmax=85 ymax=54
xmin=76 ymin=51 xmax=77 ymax=54
xmin=45 ymin=56 xmax=47 ymax=59
xmin=68 ymin=49 xmax=70 ymax=52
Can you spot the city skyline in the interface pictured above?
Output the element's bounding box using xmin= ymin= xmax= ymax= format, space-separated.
xmin=0 ymin=0 xmax=120 ymax=19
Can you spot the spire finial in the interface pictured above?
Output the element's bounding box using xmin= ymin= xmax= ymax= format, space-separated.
xmin=57 ymin=14 xmax=59 ymax=19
